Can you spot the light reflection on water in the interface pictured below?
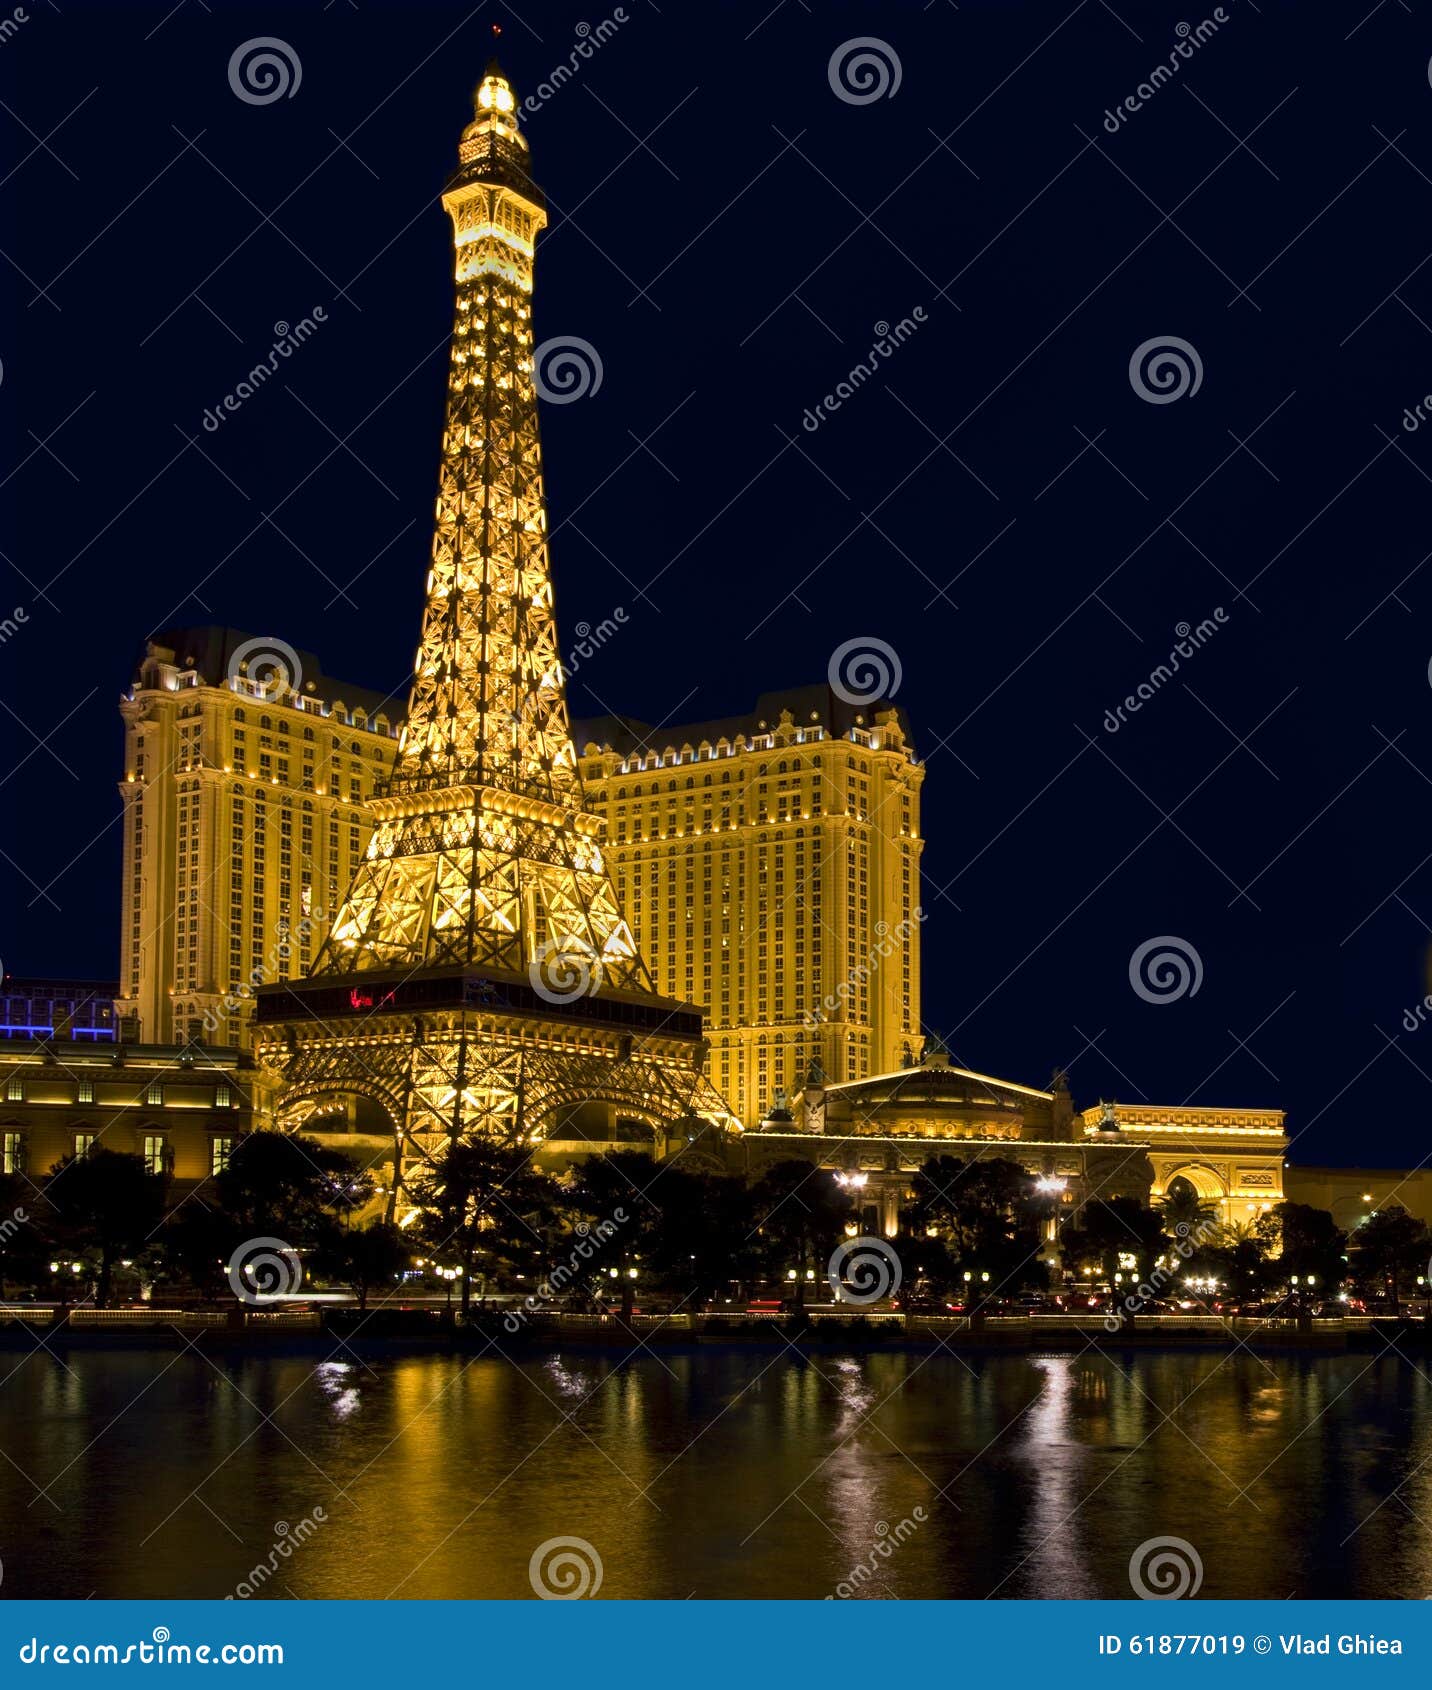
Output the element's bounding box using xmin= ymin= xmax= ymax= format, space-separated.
xmin=1 ymin=1344 xmax=1428 ymax=1599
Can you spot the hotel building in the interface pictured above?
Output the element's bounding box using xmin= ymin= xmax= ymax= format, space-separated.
xmin=116 ymin=629 xmax=401 ymax=1051
xmin=572 ymin=686 xmax=925 ymax=1126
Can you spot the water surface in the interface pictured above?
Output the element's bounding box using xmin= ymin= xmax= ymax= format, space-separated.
xmin=2 ymin=1343 xmax=1427 ymax=1599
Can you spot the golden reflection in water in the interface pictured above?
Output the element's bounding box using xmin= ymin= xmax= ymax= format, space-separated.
xmin=6 ymin=1348 xmax=1432 ymax=1598
xmin=1017 ymin=1355 xmax=1096 ymax=1599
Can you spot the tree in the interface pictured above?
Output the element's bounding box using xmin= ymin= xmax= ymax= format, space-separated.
xmin=333 ymin=1221 xmax=410 ymax=1311
xmin=1209 ymin=1218 xmax=1277 ymax=1304
xmin=43 ymin=1149 xmax=167 ymax=1306
xmin=0 ymin=1172 xmax=50 ymax=1297
xmin=1060 ymin=1198 xmax=1167 ymax=1291
xmin=749 ymin=1160 xmax=853 ymax=1305
xmin=413 ymin=1140 xmax=559 ymax=1317
xmin=911 ymin=1155 xmax=1047 ymax=1294
xmin=1271 ymin=1201 xmax=1345 ymax=1294
xmin=1351 ymin=1205 xmax=1429 ymax=1316
xmin=641 ymin=1167 xmax=758 ymax=1312
xmin=161 ymin=1199 xmax=234 ymax=1300
xmin=215 ymin=1131 xmax=368 ymax=1247
xmin=1157 ymin=1177 xmax=1219 ymax=1241
xmin=569 ymin=1151 xmax=667 ymax=1317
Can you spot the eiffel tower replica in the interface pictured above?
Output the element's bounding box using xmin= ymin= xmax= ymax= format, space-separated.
xmin=255 ymin=63 xmax=733 ymax=1193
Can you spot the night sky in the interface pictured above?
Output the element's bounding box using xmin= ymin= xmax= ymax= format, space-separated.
xmin=4 ymin=0 xmax=1431 ymax=1168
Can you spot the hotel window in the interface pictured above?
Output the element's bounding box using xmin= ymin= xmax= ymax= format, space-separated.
xmin=146 ymin=1079 xmax=164 ymax=1106
xmin=77 ymin=1077 xmax=94 ymax=1104
xmin=215 ymin=1081 xmax=232 ymax=1108
xmin=74 ymin=1132 xmax=96 ymax=1157
xmin=5 ymin=1076 xmax=21 ymax=1102
xmin=211 ymin=1134 xmax=234 ymax=1175
xmin=143 ymin=1134 xmax=167 ymax=1176
xmin=2 ymin=1130 xmax=23 ymax=1174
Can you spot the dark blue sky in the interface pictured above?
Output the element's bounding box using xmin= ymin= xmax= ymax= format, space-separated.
xmin=4 ymin=0 xmax=1431 ymax=1167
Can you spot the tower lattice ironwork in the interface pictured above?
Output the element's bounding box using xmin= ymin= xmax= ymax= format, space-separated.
xmin=255 ymin=65 xmax=734 ymax=1186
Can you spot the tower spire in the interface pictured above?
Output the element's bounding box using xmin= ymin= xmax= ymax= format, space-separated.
xmin=318 ymin=70 xmax=646 ymax=988
xmin=256 ymin=70 xmax=734 ymax=1172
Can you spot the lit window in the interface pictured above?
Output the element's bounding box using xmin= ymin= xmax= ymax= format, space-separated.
xmin=143 ymin=1134 xmax=167 ymax=1175
xmin=211 ymin=1135 xmax=234 ymax=1175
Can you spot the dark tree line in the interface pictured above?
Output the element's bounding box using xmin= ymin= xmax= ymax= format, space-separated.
xmin=0 ymin=1135 xmax=1422 ymax=1315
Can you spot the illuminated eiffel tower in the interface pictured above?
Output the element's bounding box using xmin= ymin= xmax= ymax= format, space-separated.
xmin=255 ymin=64 xmax=734 ymax=1190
